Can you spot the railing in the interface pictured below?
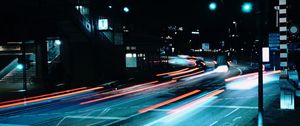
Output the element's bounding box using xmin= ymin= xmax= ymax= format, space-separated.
xmin=63 ymin=0 xmax=113 ymax=45
xmin=0 ymin=58 xmax=18 ymax=79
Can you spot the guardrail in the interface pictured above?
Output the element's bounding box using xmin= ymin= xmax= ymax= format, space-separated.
xmin=0 ymin=58 xmax=18 ymax=79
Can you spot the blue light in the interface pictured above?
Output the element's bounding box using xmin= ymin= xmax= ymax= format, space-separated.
xmin=209 ymin=2 xmax=217 ymax=11
xmin=241 ymin=2 xmax=253 ymax=13
xmin=16 ymin=64 xmax=24 ymax=70
xmin=123 ymin=7 xmax=129 ymax=13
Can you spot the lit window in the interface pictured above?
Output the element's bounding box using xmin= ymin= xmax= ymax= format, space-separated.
xmin=126 ymin=53 xmax=132 ymax=57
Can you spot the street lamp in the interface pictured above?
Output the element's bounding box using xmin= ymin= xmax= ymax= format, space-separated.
xmin=233 ymin=21 xmax=238 ymax=36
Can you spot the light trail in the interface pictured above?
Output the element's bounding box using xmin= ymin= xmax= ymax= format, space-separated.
xmin=0 ymin=87 xmax=104 ymax=109
xmin=168 ymin=89 xmax=224 ymax=114
xmin=168 ymin=68 xmax=199 ymax=77
xmin=139 ymin=90 xmax=201 ymax=113
xmin=80 ymin=80 xmax=176 ymax=105
xmin=72 ymin=81 xmax=159 ymax=101
xmin=225 ymin=70 xmax=281 ymax=82
xmin=0 ymin=87 xmax=87 ymax=105
xmin=156 ymin=68 xmax=189 ymax=76
xmin=172 ymin=71 xmax=204 ymax=80
xmin=99 ymin=81 xmax=159 ymax=95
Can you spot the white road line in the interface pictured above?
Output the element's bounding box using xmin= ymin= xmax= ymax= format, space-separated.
xmin=233 ymin=116 xmax=242 ymax=122
xmin=0 ymin=123 xmax=29 ymax=126
xmin=86 ymin=120 xmax=106 ymax=126
xmin=56 ymin=116 xmax=67 ymax=126
xmin=201 ymin=105 xmax=257 ymax=109
xmin=56 ymin=115 xmax=126 ymax=126
xmin=224 ymin=108 xmax=239 ymax=117
xmin=64 ymin=116 xmax=126 ymax=120
xmin=102 ymin=113 xmax=142 ymax=126
xmin=209 ymin=121 xmax=218 ymax=126
xmin=151 ymin=105 xmax=257 ymax=112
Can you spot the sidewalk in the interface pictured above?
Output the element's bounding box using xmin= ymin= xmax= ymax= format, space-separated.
xmin=248 ymin=80 xmax=300 ymax=126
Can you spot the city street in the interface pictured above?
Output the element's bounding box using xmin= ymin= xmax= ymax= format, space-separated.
xmin=0 ymin=66 xmax=281 ymax=126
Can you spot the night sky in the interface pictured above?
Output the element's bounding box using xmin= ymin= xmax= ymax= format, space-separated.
xmin=1 ymin=0 xmax=299 ymax=43
xmin=123 ymin=0 xmax=299 ymax=38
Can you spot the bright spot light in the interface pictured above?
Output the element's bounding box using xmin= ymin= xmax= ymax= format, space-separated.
xmin=55 ymin=40 xmax=61 ymax=45
xmin=108 ymin=5 xmax=112 ymax=9
xmin=123 ymin=7 xmax=129 ymax=13
xmin=214 ymin=65 xmax=228 ymax=73
xmin=16 ymin=64 xmax=24 ymax=70
xmin=209 ymin=2 xmax=217 ymax=11
xmin=226 ymin=73 xmax=279 ymax=90
xmin=242 ymin=2 xmax=253 ymax=13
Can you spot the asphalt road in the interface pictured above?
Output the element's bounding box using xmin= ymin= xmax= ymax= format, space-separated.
xmin=0 ymin=67 xmax=280 ymax=126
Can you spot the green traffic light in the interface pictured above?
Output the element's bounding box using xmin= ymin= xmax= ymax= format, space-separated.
xmin=16 ymin=64 xmax=24 ymax=70
xmin=123 ymin=7 xmax=129 ymax=13
xmin=241 ymin=2 xmax=253 ymax=13
xmin=209 ymin=2 xmax=217 ymax=11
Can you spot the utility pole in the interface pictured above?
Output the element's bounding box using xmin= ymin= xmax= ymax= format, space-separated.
xmin=255 ymin=0 xmax=269 ymax=125
xmin=21 ymin=42 xmax=27 ymax=94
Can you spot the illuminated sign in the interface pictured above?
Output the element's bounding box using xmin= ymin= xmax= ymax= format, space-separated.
xmin=98 ymin=19 xmax=108 ymax=30
xmin=262 ymin=47 xmax=270 ymax=62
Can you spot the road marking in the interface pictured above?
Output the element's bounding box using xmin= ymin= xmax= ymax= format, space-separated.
xmin=0 ymin=123 xmax=29 ymax=126
xmin=56 ymin=116 xmax=67 ymax=126
xmin=56 ymin=115 xmax=126 ymax=126
xmin=224 ymin=108 xmax=239 ymax=117
xmin=201 ymin=105 xmax=257 ymax=109
xmin=86 ymin=120 xmax=106 ymax=126
xmin=102 ymin=113 xmax=142 ymax=126
xmin=233 ymin=116 xmax=242 ymax=122
xmin=149 ymin=105 xmax=257 ymax=112
xmin=209 ymin=121 xmax=218 ymax=126
xmin=139 ymin=90 xmax=201 ymax=113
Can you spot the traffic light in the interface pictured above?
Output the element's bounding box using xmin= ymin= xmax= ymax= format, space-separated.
xmin=17 ymin=58 xmax=33 ymax=70
xmin=241 ymin=2 xmax=253 ymax=13
xmin=123 ymin=7 xmax=129 ymax=13
xmin=16 ymin=64 xmax=24 ymax=70
xmin=209 ymin=2 xmax=217 ymax=11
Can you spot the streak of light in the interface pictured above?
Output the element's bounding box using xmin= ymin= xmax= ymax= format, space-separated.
xmin=100 ymin=81 xmax=159 ymax=95
xmin=182 ymin=70 xmax=215 ymax=81
xmin=80 ymin=80 xmax=177 ymax=105
xmin=168 ymin=68 xmax=199 ymax=77
xmin=226 ymin=70 xmax=281 ymax=90
xmin=0 ymin=87 xmax=104 ymax=109
xmin=225 ymin=72 xmax=258 ymax=82
xmin=139 ymin=90 xmax=201 ymax=113
xmin=168 ymin=89 xmax=224 ymax=114
xmin=172 ymin=71 xmax=204 ymax=80
xmin=0 ymin=87 xmax=87 ymax=105
xmin=73 ymin=81 xmax=159 ymax=101
xmin=156 ymin=68 xmax=189 ymax=76
xmin=225 ymin=70 xmax=281 ymax=82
